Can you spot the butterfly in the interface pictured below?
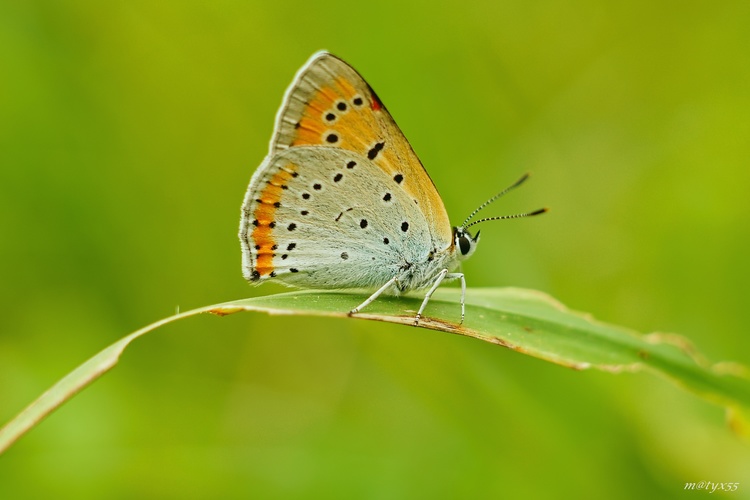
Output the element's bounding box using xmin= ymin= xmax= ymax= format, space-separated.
xmin=239 ymin=51 xmax=545 ymax=325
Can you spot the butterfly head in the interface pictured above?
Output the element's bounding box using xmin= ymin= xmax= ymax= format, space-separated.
xmin=453 ymin=227 xmax=480 ymax=261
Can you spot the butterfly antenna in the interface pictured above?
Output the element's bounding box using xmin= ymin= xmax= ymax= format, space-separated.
xmin=461 ymin=173 xmax=532 ymax=227
xmin=464 ymin=208 xmax=548 ymax=229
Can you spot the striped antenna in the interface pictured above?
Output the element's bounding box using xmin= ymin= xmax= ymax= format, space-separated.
xmin=464 ymin=208 xmax=548 ymax=229
xmin=461 ymin=173 xmax=531 ymax=227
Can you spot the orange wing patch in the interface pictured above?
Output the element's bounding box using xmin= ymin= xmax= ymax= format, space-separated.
xmin=291 ymin=84 xmax=339 ymax=146
xmin=335 ymin=76 xmax=358 ymax=100
xmin=290 ymin=77 xmax=379 ymax=151
xmin=284 ymin=72 xmax=400 ymax=181
xmin=251 ymin=164 xmax=298 ymax=277
xmin=295 ymin=117 xmax=326 ymax=145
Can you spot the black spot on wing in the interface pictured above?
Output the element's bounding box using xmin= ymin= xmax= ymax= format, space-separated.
xmin=368 ymin=141 xmax=385 ymax=160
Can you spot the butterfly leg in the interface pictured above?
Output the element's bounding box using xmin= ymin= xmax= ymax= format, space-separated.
xmin=349 ymin=275 xmax=400 ymax=316
xmin=415 ymin=270 xmax=465 ymax=326
xmin=456 ymin=272 xmax=466 ymax=325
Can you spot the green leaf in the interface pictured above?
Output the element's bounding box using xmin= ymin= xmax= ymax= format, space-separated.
xmin=1 ymin=287 xmax=748 ymax=454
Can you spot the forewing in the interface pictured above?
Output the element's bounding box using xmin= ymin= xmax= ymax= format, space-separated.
xmin=269 ymin=51 xmax=452 ymax=245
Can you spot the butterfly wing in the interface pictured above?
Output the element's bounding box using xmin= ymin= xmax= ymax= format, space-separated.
xmin=268 ymin=51 xmax=452 ymax=246
xmin=240 ymin=147 xmax=433 ymax=288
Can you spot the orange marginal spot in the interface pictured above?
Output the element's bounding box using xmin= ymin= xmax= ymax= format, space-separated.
xmin=253 ymin=203 xmax=275 ymax=220
xmin=255 ymin=263 xmax=274 ymax=277
xmin=251 ymin=164 xmax=297 ymax=276
xmin=253 ymin=224 xmax=274 ymax=276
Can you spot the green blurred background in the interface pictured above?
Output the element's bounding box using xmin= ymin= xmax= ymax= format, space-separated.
xmin=2 ymin=0 xmax=749 ymax=497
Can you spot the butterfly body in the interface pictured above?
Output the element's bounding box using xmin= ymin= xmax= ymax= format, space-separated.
xmin=239 ymin=51 xmax=527 ymax=324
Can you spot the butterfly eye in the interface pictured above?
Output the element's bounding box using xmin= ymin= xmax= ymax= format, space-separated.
xmin=458 ymin=235 xmax=472 ymax=256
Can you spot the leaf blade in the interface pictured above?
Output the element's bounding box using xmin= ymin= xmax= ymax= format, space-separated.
xmin=2 ymin=287 xmax=748 ymax=454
